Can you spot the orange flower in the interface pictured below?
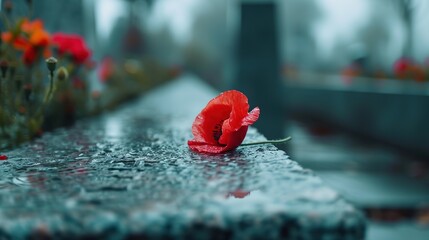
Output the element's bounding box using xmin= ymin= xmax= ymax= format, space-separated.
xmin=29 ymin=29 xmax=50 ymax=47
xmin=22 ymin=19 xmax=50 ymax=47
xmin=1 ymin=18 xmax=51 ymax=65
xmin=21 ymin=19 xmax=44 ymax=32
xmin=1 ymin=32 xmax=29 ymax=50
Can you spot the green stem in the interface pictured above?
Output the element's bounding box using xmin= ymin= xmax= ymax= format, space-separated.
xmin=44 ymin=71 xmax=54 ymax=103
xmin=0 ymin=13 xmax=11 ymax=29
xmin=28 ymin=2 xmax=34 ymax=19
xmin=240 ymin=136 xmax=292 ymax=147
xmin=0 ymin=81 xmax=5 ymax=134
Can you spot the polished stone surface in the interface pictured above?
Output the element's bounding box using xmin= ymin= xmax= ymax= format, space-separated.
xmin=0 ymin=75 xmax=365 ymax=239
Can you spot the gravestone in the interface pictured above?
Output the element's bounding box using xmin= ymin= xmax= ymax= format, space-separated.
xmin=234 ymin=1 xmax=284 ymax=140
xmin=0 ymin=75 xmax=365 ymax=239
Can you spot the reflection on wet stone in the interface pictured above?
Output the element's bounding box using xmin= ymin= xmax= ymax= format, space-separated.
xmin=0 ymin=76 xmax=365 ymax=239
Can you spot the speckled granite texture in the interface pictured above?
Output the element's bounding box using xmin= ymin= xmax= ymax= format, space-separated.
xmin=0 ymin=75 xmax=366 ymax=239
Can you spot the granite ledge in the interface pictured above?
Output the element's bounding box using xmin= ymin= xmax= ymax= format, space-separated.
xmin=0 ymin=75 xmax=366 ymax=239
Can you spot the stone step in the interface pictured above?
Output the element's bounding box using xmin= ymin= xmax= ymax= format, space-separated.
xmin=0 ymin=75 xmax=365 ymax=239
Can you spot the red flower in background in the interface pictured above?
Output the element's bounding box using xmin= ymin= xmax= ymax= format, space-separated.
xmin=393 ymin=58 xmax=413 ymax=79
xmin=188 ymin=90 xmax=260 ymax=154
xmin=52 ymin=33 xmax=91 ymax=64
xmin=393 ymin=58 xmax=426 ymax=81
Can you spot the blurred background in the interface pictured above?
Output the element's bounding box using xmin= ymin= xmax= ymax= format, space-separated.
xmin=2 ymin=0 xmax=429 ymax=239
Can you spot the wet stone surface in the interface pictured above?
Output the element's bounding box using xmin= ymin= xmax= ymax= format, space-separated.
xmin=0 ymin=76 xmax=365 ymax=239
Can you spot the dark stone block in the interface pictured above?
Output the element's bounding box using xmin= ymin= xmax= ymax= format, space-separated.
xmin=0 ymin=75 xmax=365 ymax=239
xmin=234 ymin=2 xmax=283 ymax=140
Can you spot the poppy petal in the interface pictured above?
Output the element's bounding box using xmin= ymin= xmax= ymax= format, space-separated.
xmin=242 ymin=107 xmax=260 ymax=126
xmin=188 ymin=90 xmax=259 ymax=154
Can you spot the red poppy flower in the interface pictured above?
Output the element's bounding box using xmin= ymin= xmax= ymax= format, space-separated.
xmin=188 ymin=90 xmax=260 ymax=154
xmin=52 ymin=33 xmax=91 ymax=64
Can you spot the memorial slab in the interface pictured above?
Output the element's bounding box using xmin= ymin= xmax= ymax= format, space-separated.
xmin=0 ymin=75 xmax=365 ymax=239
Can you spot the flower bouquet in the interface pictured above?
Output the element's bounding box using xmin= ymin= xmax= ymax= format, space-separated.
xmin=0 ymin=2 xmax=181 ymax=150
xmin=0 ymin=12 xmax=93 ymax=149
